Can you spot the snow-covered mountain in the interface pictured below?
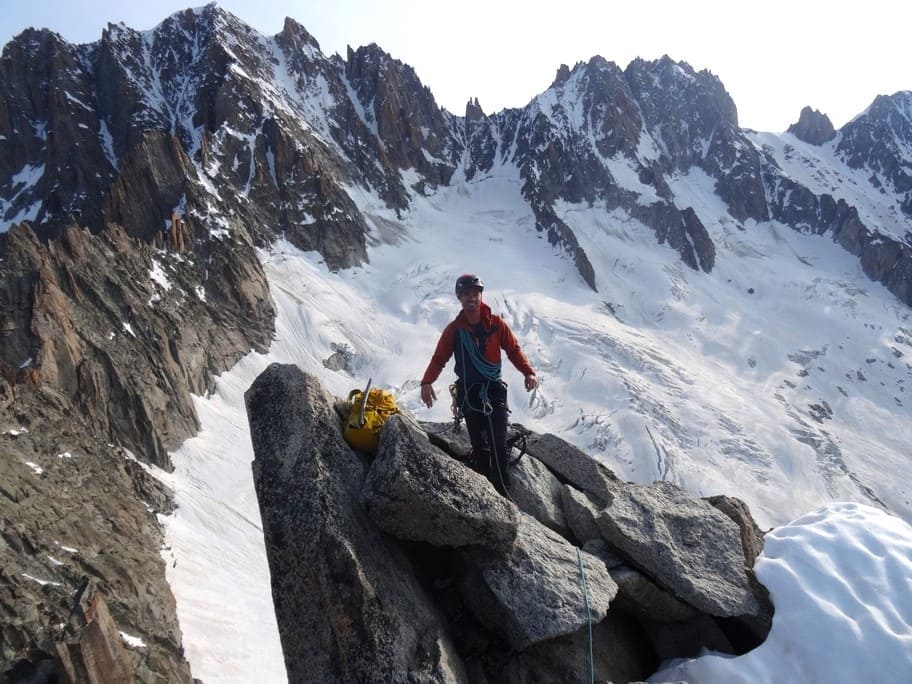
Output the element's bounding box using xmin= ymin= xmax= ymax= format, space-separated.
xmin=1 ymin=3 xmax=910 ymax=681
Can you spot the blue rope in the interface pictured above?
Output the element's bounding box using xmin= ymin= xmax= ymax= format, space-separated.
xmin=456 ymin=328 xmax=501 ymax=381
xmin=577 ymin=548 xmax=595 ymax=684
xmin=456 ymin=328 xmax=501 ymax=417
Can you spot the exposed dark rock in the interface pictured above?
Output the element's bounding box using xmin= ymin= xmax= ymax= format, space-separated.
xmin=629 ymin=202 xmax=716 ymax=272
xmin=422 ymin=420 xmax=475 ymax=459
xmin=103 ymin=131 xmax=194 ymax=244
xmin=524 ymin=432 xmax=620 ymax=501
xmin=682 ymin=206 xmax=717 ymax=272
xmin=641 ymin=613 xmax=735 ymax=660
xmin=540 ymin=211 xmax=599 ymax=291
xmin=54 ymin=584 xmax=136 ymax=684
xmin=838 ymin=92 xmax=912 ymax=215
xmin=625 ymin=56 xmax=739 ymax=166
xmin=363 ymin=414 xmax=519 ymax=550
xmin=767 ymin=179 xmax=912 ymax=307
xmin=705 ymin=494 xmax=775 ymax=641
xmin=464 ymin=98 xmax=497 ymax=182
xmin=246 ymin=364 xmax=465 ymax=682
xmin=0 ymin=30 xmax=114 ymax=239
xmin=0 ymin=217 xmax=273 ymax=469
xmin=706 ymin=494 xmax=767 ymax=566
xmin=788 ymin=106 xmax=837 ymax=145
xmin=3 ymin=5 xmax=907 ymax=680
xmin=247 ymin=367 xmax=772 ymax=680
xmin=596 ymin=481 xmax=759 ymax=617
xmin=462 ymin=514 xmax=617 ymax=650
xmin=561 ymin=484 xmax=604 ymax=543
xmin=625 ymin=55 xmax=769 ymax=224
xmin=508 ymin=452 xmax=569 ymax=536
xmin=480 ymin=609 xmax=655 ymax=684
xmin=345 ymin=43 xmax=461 ymax=193
xmin=610 ymin=565 xmax=696 ymax=623
xmin=581 ymin=538 xmax=626 ymax=570
xmin=0 ymin=391 xmax=192 ymax=683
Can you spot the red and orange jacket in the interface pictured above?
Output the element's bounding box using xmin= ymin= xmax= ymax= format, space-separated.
xmin=421 ymin=302 xmax=535 ymax=386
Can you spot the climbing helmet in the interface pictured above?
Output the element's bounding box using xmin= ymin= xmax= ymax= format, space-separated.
xmin=455 ymin=273 xmax=484 ymax=296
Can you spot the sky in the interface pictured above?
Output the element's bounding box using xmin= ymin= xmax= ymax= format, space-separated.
xmin=2 ymin=0 xmax=910 ymax=132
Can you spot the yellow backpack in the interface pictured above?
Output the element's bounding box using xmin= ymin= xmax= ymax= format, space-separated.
xmin=343 ymin=379 xmax=399 ymax=453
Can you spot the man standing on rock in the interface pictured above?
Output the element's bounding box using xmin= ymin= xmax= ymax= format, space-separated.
xmin=420 ymin=274 xmax=538 ymax=496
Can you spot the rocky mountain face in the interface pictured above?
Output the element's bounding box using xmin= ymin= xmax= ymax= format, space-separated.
xmin=246 ymin=364 xmax=772 ymax=682
xmin=0 ymin=3 xmax=910 ymax=680
xmin=0 ymin=216 xmax=271 ymax=678
xmin=788 ymin=106 xmax=837 ymax=145
xmin=838 ymin=92 xmax=912 ymax=220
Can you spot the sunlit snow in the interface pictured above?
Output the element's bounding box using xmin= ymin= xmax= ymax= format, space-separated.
xmin=120 ymin=631 xmax=148 ymax=649
xmin=652 ymin=502 xmax=912 ymax=683
xmin=22 ymin=573 xmax=62 ymax=587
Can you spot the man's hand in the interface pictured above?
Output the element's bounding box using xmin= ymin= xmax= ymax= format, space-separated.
xmin=524 ymin=374 xmax=538 ymax=391
xmin=420 ymin=383 xmax=437 ymax=408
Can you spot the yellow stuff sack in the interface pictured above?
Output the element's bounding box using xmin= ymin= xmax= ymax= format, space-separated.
xmin=343 ymin=386 xmax=399 ymax=453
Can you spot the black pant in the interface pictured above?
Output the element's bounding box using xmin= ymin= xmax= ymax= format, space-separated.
xmin=459 ymin=381 xmax=510 ymax=495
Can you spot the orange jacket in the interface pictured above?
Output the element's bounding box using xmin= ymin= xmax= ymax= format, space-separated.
xmin=421 ymin=302 xmax=535 ymax=385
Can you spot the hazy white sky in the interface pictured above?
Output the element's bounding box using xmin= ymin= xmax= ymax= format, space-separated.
xmin=1 ymin=0 xmax=908 ymax=132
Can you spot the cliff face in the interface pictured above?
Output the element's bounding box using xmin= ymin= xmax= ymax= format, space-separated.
xmin=788 ymin=106 xmax=837 ymax=145
xmin=1 ymin=376 xmax=191 ymax=682
xmin=0 ymin=212 xmax=273 ymax=679
xmin=246 ymin=365 xmax=772 ymax=681
xmin=0 ymin=212 xmax=273 ymax=469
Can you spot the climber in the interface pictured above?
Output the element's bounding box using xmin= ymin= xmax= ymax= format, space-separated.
xmin=420 ymin=274 xmax=537 ymax=496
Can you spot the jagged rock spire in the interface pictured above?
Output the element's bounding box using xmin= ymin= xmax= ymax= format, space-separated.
xmin=788 ymin=106 xmax=837 ymax=145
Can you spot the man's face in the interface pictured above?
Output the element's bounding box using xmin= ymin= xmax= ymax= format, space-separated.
xmin=458 ymin=287 xmax=483 ymax=313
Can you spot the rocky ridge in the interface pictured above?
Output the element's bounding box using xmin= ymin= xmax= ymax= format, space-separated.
xmin=0 ymin=213 xmax=269 ymax=680
xmin=2 ymin=7 xmax=911 ymax=300
xmin=246 ymin=364 xmax=773 ymax=682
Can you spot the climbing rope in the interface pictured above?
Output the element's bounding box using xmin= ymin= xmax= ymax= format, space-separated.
xmin=577 ymin=548 xmax=595 ymax=684
xmin=485 ymin=410 xmax=517 ymax=503
xmin=456 ymin=328 xmax=501 ymax=382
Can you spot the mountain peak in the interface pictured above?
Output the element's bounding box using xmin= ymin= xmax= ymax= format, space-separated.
xmin=1 ymin=26 xmax=68 ymax=59
xmin=552 ymin=63 xmax=572 ymax=88
xmin=279 ymin=16 xmax=321 ymax=51
xmin=787 ymin=106 xmax=836 ymax=145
